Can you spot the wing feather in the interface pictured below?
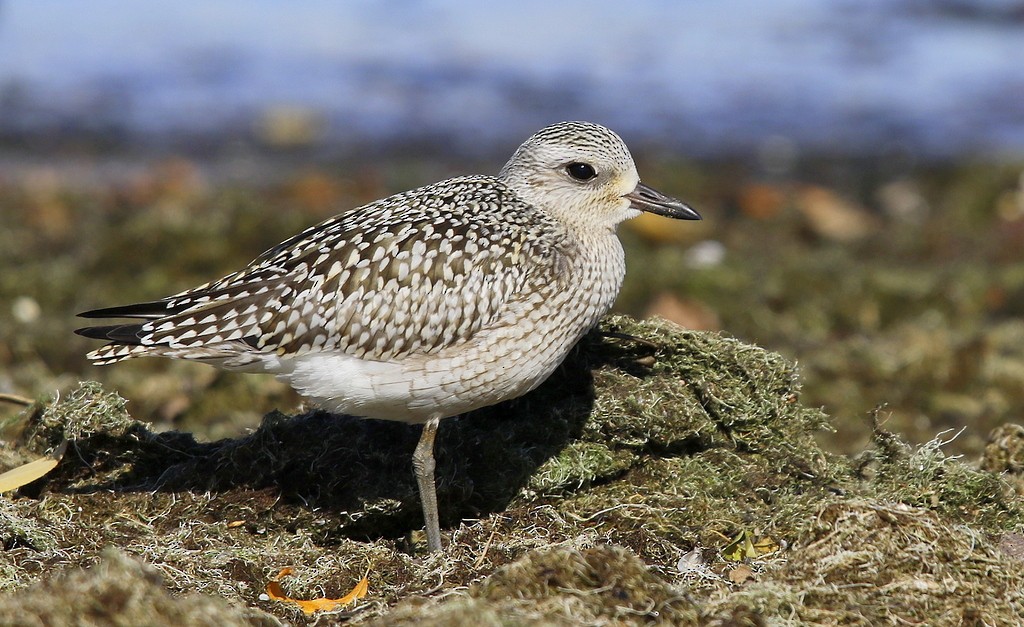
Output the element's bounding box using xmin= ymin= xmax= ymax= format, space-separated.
xmin=78 ymin=176 xmax=570 ymax=366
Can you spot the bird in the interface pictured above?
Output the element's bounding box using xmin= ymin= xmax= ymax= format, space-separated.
xmin=75 ymin=121 xmax=701 ymax=552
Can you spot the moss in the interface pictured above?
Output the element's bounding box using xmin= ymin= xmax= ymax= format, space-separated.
xmin=981 ymin=423 xmax=1024 ymax=477
xmin=0 ymin=548 xmax=281 ymax=627
xmin=33 ymin=381 xmax=136 ymax=444
xmin=705 ymin=501 xmax=1024 ymax=625
xmin=526 ymin=441 xmax=636 ymax=495
xmin=0 ymin=499 xmax=57 ymax=553
xmin=859 ymin=422 xmax=1021 ymax=530
xmin=376 ymin=544 xmax=702 ymax=626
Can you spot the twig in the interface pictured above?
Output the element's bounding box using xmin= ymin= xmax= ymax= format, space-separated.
xmin=473 ymin=522 xmax=500 ymax=569
xmin=597 ymin=331 xmax=659 ymax=350
xmin=0 ymin=393 xmax=32 ymax=407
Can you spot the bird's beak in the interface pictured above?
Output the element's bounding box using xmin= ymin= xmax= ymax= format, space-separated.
xmin=625 ymin=182 xmax=701 ymax=220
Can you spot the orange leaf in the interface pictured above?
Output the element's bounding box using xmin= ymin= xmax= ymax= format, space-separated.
xmin=265 ymin=567 xmax=368 ymax=615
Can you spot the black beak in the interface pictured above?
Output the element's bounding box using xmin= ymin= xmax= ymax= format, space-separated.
xmin=625 ymin=182 xmax=701 ymax=220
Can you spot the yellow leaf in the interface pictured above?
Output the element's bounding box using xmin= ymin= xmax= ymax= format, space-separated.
xmin=722 ymin=530 xmax=781 ymax=561
xmin=0 ymin=441 xmax=67 ymax=493
xmin=752 ymin=535 xmax=780 ymax=556
xmin=265 ymin=567 xmax=368 ymax=615
xmin=721 ymin=529 xmax=756 ymax=561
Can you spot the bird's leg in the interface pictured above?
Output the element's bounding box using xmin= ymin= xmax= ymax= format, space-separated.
xmin=412 ymin=413 xmax=443 ymax=552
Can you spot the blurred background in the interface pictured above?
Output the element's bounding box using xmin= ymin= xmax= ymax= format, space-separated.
xmin=1 ymin=0 xmax=1024 ymax=456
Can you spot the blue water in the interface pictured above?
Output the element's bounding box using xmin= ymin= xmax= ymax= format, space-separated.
xmin=1 ymin=0 xmax=1022 ymax=157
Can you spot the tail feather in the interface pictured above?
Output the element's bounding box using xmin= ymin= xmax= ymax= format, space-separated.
xmin=85 ymin=340 xmax=265 ymax=368
xmin=77 ymin=288 xmax=269 ymax=368
xmin=77 ymin=300 xmax=176 ymax=320
xmin=77 ymin=304 xmax=156 ymax=365
xmin=86 ymin=343 xmax=153 ymax=365
xmin=74 ymin=323 xmax=145 ymax=343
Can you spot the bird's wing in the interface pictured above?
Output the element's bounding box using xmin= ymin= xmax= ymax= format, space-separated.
xmin=78 ymin=177 xmax=569 ymax=364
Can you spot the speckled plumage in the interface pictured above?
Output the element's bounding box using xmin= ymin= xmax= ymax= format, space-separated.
xmin=77 ymin=121 xmax=701 ymax=551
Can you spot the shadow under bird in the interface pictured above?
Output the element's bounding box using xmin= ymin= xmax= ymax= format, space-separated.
xmin=76 ymin=121 xmax=701 ymax=553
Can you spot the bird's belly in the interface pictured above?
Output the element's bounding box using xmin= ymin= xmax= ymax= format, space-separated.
xmin=278 ymin=337 xmax=562 ymax=423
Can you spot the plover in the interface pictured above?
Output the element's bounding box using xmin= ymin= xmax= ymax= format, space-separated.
xmin=76 ymin=121 xmax=701 ymax=552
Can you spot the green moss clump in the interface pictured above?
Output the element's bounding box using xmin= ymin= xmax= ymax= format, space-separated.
xmin=31 ymin=381 xmax=136 ymax=445
xmin=859 ymin=421 xmax=1020 ymax=530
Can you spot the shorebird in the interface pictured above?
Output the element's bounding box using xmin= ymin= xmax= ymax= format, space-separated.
xmin=76 ymin=121 xmax=701 ymax=552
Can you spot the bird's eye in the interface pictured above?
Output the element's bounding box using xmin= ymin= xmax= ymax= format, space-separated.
xmin=566 ymin=162 xmax=597 ymax=181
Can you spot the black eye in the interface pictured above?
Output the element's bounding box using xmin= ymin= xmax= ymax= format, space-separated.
xmin=566 ymin=162 xmax=597 ymax=181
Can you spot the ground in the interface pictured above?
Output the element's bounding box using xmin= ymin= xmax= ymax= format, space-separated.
xmin=2 ymin=315 xmax=1024 ymax=625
